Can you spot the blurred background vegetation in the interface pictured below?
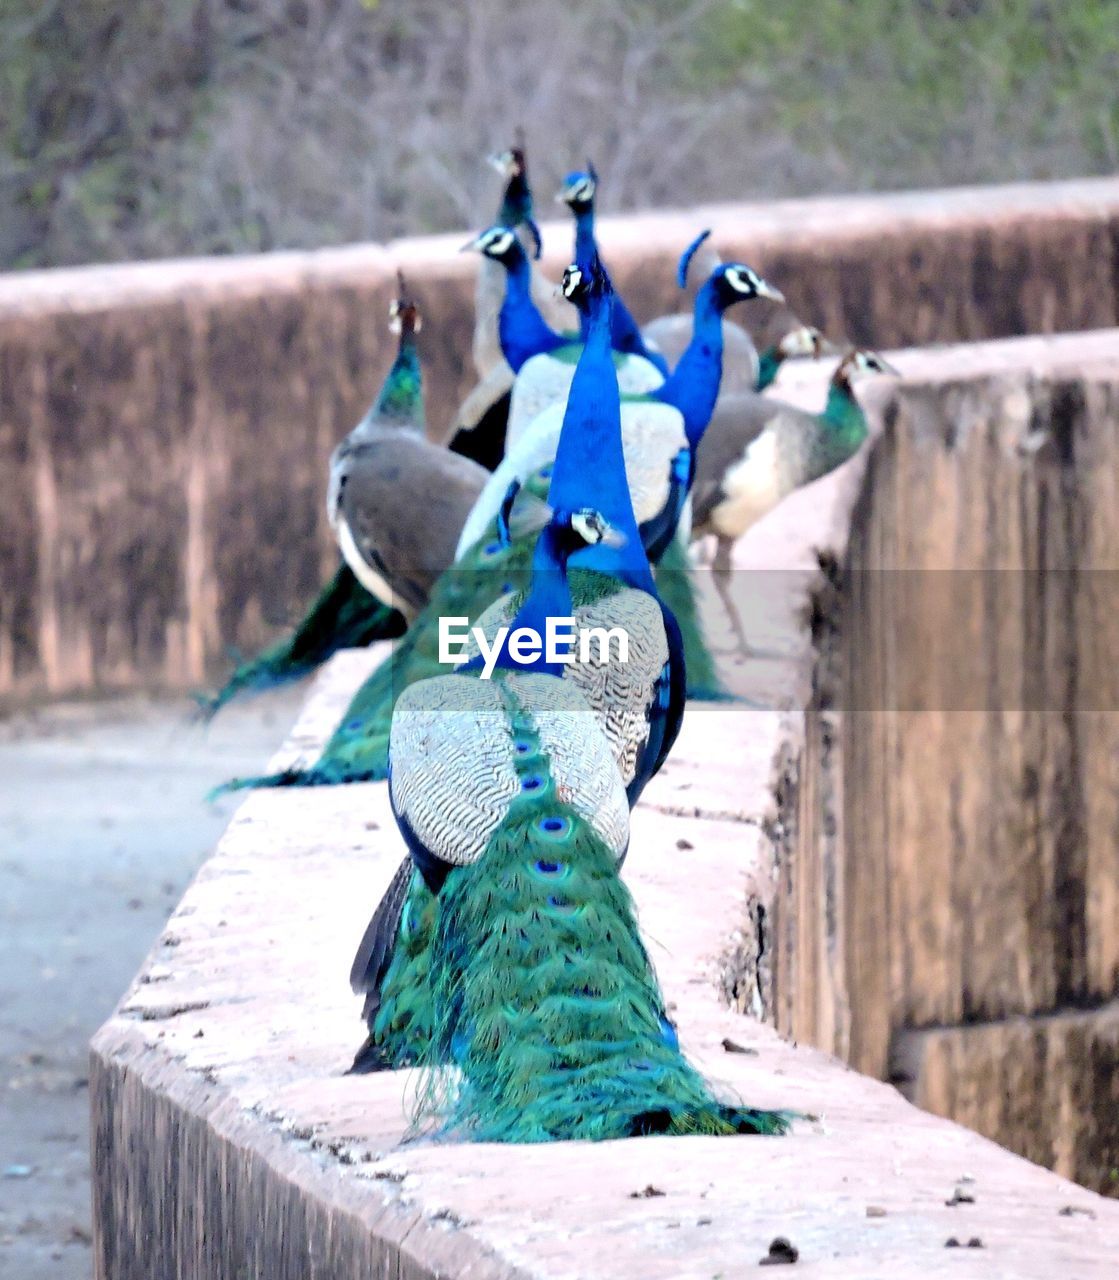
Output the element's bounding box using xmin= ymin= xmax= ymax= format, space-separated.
xmin=0 ymin=0 xmax=1116 ymax=271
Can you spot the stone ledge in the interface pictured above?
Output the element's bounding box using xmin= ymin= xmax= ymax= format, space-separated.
xmin=91 ymin=646 xmax=1119 ymax=1278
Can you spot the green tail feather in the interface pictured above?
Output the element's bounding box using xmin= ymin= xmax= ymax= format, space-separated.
xmin=414 ymin=700 xmax=790 ymax=1143
xmin=360 ymin=870 xmax=440 ymax=1068
xmin=216 ymin=475 xmax=564 ymax=792
xmin=654 ymin=535 xmax=728 ymax=702
xmin=196 ymin=563 xmax=405 ymax=719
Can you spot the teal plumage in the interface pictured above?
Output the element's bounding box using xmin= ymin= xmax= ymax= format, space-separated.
xmin=691 ymin=348 xmax=896 ymax=656
xmin=196 ymin=562 xmax=404 ymax=718
xmin=399 ymin=675 xmax=789 ymax=1142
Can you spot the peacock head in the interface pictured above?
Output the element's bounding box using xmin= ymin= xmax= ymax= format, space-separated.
xmin=777 ymin=325 xmax=828 ymax=360
xmin=488 ymin=146 xmax=526 ymax=180
xmin=709 ymin=262 xmax=785 ymax=311
xmin=461 ymin=224 xmax=524 ymax=268
xmin=556 ymin=164 xmax=598 ymax=213
xmin=833 ymin=348 xmax=899 ymax=394
xmin=559 ymin=258 xmax=611 ymax=313
xmin=387 ymin=271 xmax=422 ymax=336
xmin=677 ymin=230 xmax=784 ymax=312
xmin=556 ymin=507 xmax=626 ymax=553
xmin=841 ymin=349 xmax=898 ymax=379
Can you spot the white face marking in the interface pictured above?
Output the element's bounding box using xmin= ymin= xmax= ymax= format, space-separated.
xmin=566 ymin=178 xmax=595 ymax=203
xmin=570 ymin=510 xmax=602 ymax=544
xmin=853 ymin=351 xmax=891 ymax=375
xmin=561 ymin=266 xmax=583 ymax=299
xmin=779 ymin=327 xmax=819 ymax=358
xmin=481 ymin=228 xmax=515 ymax=256
xmin=724 ymin=266 xmax=759 ymax=295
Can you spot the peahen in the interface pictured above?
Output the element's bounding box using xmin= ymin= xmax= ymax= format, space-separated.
xmin=326 ymin=275 xmax=489 ymax=621
xmin=217 ymin=263 xmax=686 ymax=796
xmin=197 ymin=274 xmax=476 ymax=716
xmin=556 ymin=165 xmax=668 ymax=376
xmin=753 ymin=316 xmax=832 ymax=391
xmin=463 ymin=225 xmax=664 ymax=449
xmin=350 ymin=269 xmax=790 ymax=1141
xmin=451 ymin=135 xmax=575 ymax=468
xmin=691 ymin=348 xmax=897 ymax=656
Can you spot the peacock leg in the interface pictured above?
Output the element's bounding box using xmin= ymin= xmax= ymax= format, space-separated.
xmin=709 ymin=537 xmax=793 ymax=662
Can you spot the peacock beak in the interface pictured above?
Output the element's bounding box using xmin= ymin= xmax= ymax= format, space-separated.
xmin=460 ymin=234 xmax=484 ymax=253
xmin=600 ymin=527 xmax=627 ymax=549
xmin=755 ymin=279 xmax=786 ymax=304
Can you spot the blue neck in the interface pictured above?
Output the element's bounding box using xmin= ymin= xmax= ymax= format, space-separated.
xmin=498 ymin=251 xmax=564 ymax=372
xmin=571 ymin=207 xmax=666 ymax=373
xmin=651 ymin=280 xmax=725 ymax=449
xmin=501 ymin=527 xmax=576 ymax=676
xmin=550 ymin=290 xmax=657 ymax=595
xmin=573 ymin=208 xmax=597 ymax=275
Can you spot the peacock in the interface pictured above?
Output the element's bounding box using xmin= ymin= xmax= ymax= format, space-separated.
xmin=556 ymin=165 xmax=668 ymax=376
xmin=197 ymin=274 xmax=479 ymax=716
xmin=451 ymin=135 xmax=576 ymax=468
xmin=217 ymin=261 xmax=686 ymax=795
xmin=462 ymin=225 xmax=664 ymax=451
xmin=349 ymin=269 xmax=791 ymax=1141
xmin=457 ymin=234 xmax=785 ymax=698
xmin=641 ymin=234 xmax=829 ymax=397
xmin=691 ymin=348 xmax=897 ymax=656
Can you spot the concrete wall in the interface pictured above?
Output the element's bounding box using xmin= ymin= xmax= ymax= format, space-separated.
xmin=5 ymin=177 xmax=1119 ymax=701
xmin=764 ymin=332 xmax=1119 ymax=1195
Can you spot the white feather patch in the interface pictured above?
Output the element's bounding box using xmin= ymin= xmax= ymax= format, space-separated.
xmin=337 ymin=518 xmax=408 ymax=614
xmin=456 ymin=398 xmax=687 ymax=561
xmin=710 ymin=428 xmax=785 ymax=539
xmin=389 ymin=674 xmax=629 ymax=865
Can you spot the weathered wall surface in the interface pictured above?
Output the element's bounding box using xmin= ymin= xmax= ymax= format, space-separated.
xmin=5 ymin=177 xmax=1119 ymax=701
xmin=763 ymin=333 xmax=1119 ymax=1195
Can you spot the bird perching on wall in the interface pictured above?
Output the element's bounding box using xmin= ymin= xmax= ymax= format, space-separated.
xmin=197 ymin=272 xmax=486 ymax=717
xmin=691 ymin=348 xmax=897 ymax=656
xmin=451 ymin=133 xmax=576 ymax=468
xmin=325 ymin=274 xmax=489 ymax=621
xmin=353 ymin=260 xmax=793 ymax=1143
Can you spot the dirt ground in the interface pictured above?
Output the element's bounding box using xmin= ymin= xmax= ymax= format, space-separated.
xmin=0 ymin=686 xmax=305 ymax=1280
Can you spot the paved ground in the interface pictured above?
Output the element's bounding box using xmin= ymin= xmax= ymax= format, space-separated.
xmin=0 ymin=686 xmax=305 ymax=1280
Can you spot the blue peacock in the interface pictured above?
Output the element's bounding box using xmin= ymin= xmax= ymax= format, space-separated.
xmin=452 ymin=135 xmax=577 ymax=469
xmin=353 ymin=263 xmax=790 ymax=1141
xmin=462 ymin=225 xmax=664 ymax=446
xmin=557 ymin=164 xmax=669 ymax=377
